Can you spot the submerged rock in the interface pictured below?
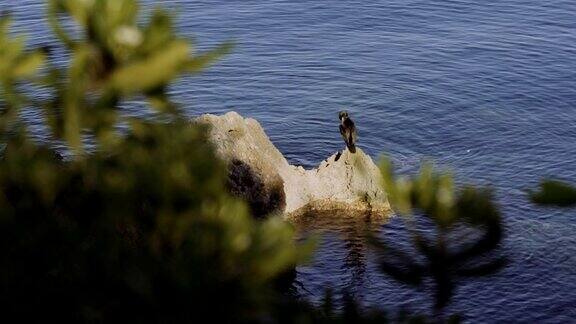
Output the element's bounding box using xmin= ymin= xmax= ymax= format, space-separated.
xmin=195 ymin=111 xmax=390 ymax=218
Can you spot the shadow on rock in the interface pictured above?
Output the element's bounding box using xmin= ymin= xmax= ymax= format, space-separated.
xmin=227 ymin=159 xmax=286 ymax=218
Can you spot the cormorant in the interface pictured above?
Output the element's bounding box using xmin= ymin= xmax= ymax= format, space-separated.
xmin=339 ymin=110 xmax=357 ymax=153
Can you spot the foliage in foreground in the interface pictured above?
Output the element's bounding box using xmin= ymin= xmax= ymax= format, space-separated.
xmin=530 ymin=179 xmax=576 ymax=207
xmin=0 ymin=1 xmax=310 ymax=322
xmin=0 ymin=121 xmax=312 ymax=322
xmin=375 ymin=160 xmax=507 ymax=314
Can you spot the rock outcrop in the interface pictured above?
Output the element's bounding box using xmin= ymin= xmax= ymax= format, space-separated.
xmin=195 ymin=112 xmax=390 ymax=218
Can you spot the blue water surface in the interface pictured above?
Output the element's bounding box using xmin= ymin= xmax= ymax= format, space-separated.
xmin=6 ymin=0 xmax=576 ymax=322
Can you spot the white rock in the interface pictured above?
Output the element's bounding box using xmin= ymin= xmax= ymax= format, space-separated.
xmin=195 ymin=111 xmax=390 ymax=218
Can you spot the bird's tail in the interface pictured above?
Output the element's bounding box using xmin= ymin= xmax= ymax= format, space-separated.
xmin=347 ymin=143 xmax=356 ymax=153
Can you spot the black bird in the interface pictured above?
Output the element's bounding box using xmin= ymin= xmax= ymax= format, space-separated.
xmin=339 ymin=110 xmax=357 ymax=153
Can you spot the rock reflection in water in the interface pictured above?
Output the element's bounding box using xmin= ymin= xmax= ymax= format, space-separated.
xmin=290 ymin=209 xmax=392 ymax=293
